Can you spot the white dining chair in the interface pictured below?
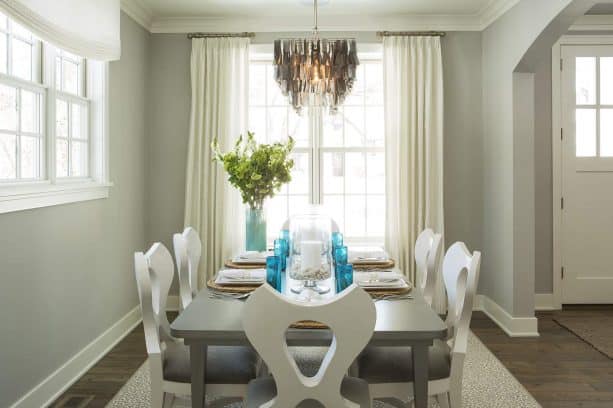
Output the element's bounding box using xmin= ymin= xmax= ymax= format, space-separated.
xmin=242 ymin=284 xmax=376 ymax=408
xmin=173 ymin=227 xmax=201 ymax=311
xmin=134 ymin=242 xmax=257 ymax=408
xmin=414 ymin=229 xmax=443 ymax=307
xmin=357 ymin=242 xmax=481 ymax=408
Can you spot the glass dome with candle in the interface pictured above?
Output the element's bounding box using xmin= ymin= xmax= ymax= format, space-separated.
xmin=288 ymin=209 xmax=332 ymax=294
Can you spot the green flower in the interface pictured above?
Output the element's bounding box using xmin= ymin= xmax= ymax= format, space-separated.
xmin=212 ymin=131 xmax=296 ymax=210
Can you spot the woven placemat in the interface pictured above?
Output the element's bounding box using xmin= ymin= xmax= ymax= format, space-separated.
xmin=352 ymin=259 xmax=396 ymax=270
xmin=224 ymin=260 xmax=266 ymax=269
xmin=206 ymin=279 xmax=263 ymax=293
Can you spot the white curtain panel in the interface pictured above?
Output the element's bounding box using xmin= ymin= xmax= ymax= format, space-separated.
xmin=383 ymin=36 xmax=446 ymax=313
xmin=0 ymin=0 xmax=121 ymax=60
xmin=185 ymin=37 xmax=249 ymax=287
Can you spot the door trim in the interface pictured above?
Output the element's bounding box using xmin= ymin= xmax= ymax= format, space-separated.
xmin=552 ymin=35 xmax=613 ymax=309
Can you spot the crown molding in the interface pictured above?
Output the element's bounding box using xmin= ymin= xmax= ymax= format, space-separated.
xmin=127 ymin=0 xmax=520 ymax=34
xmin=569 ymin=15 xmax=613 ymax=31
xmin=120 ymin=0 xmax=153 ymax=31
xmin=150 ymin=13 xmax=483 ymax=34
xmin=478 ymin=0 xmax=521 ymax=30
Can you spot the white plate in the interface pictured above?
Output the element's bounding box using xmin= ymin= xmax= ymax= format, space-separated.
xmin=215 ymin=269 xmax=266 ymax=285
xmin=354 ymin=271 xmax=409 ymax=289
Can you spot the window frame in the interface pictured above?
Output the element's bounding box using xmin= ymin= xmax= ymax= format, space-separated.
xmin=249 ymin=44 xmax=385 ymax=246
xmin=0 ymin=15 xmax=110 ymax=214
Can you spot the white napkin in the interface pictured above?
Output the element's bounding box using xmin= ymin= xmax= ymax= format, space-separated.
xmin=231 ymin=251 xmax=272 ymax=264
xmin=215 ymin=269 xmax=266 ymax=285
xmin=354 ymin=270 xmax=407 ymax=288
xmin=348 ymin=246 xmax=389 ymax=263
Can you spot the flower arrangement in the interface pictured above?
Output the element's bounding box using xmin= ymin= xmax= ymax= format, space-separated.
xmin=212 ymin=132 xmax=296 ymax=210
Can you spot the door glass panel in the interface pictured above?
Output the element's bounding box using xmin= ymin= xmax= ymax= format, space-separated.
xmin=600 ymin=109 xmax=613 ymax=157
xmin=600 ymin=58 xmax=613 ymax=105
xmin=576 ymin=108 xmax=597 ymax=157
xmin=576 ymin=57 xmax=596 ymax=105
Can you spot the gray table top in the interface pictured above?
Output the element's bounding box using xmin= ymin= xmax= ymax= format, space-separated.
xmin=171 ymin=281 xmax=447 ymax=347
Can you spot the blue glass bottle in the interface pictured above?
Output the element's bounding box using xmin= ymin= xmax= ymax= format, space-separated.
xmin=266 ymin=256 xmax=281 ymax=291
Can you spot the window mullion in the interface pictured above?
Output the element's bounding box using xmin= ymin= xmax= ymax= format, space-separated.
xmin=15 ymin=88 xmax=21 ymax=179
xmin=7 ymin=30 xmax=12 ymax=75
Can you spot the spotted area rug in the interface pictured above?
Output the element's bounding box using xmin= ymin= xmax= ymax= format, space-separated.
xmin=107 ymin=332 xmax=540 ymax=407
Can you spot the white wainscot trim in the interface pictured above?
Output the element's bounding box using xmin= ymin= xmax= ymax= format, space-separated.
xmin=474 ymin=295 xmax=540 ymax=337
xmin=0 ymin=181 xmax=112 ymax=214
xmin=9 ymin=305 xmax=141 ymax=408
xmin=535 ymin=293 xmax=558 ymax=311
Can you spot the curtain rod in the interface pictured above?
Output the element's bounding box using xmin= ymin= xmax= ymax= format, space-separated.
xmin=377 ymin=31 xmax=446 ymax=37
xmin=187 ymin=32 xmax=256 ymax=39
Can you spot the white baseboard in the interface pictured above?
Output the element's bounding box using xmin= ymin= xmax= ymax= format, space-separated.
xmin=475 ymin=295 xmax=540 ymax=337
xmin=535 ymin=293 xmax=558 ymax=311
xmin=9 ymin=305 xmax=142 ymax=408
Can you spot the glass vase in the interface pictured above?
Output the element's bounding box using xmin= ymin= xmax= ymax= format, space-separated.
xmin=245 ymin=207 xmax=267 ymax=252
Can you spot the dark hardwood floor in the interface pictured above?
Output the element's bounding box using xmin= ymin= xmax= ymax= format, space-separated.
xmin=51 ymin=308 xmax=613 ymax=408
xmin=471 ymin=306 xmax=613 ymax=408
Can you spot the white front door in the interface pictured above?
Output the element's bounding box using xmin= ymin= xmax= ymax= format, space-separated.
xmin=560 ymin=45 xmax=613 ymax=304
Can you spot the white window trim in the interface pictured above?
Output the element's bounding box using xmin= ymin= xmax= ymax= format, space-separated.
xmin=0 ymin=34 xmax=111 ymax=214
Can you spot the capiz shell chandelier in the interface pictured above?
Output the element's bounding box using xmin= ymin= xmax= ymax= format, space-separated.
xmin=273 ymin=0 xmax=359 ymax=115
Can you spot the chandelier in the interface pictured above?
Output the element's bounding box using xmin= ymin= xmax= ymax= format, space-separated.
xmin=273 ymin=0 xmax=359 ymax=115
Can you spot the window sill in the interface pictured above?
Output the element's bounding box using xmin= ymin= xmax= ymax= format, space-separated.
xmin=0 ymin=181 xmax=113 ymax=214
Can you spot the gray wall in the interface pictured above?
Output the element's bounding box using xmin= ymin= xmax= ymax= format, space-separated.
xmin=0 ymin=13 xmax=149 ymax=407
xmin=146 ymin=31 xmax=485 ymax=293
xmin=534 ymin=56 xmax=554 ymax=294
xmin=442 ymin=32 xmax=483 ymax=254
xmin=146 ymin=34 xmax=191 ymax=295
xmin=481 ymin=0 xmax=595 ymax=316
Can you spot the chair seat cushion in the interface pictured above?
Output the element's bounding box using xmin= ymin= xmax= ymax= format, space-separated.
xmin=163 ymin=343 xmax=258 ymax=384
xmin=245 ymin=376 xmax=371 ymax=408
xmin=357 ymin=340 xmax=451 ymax=384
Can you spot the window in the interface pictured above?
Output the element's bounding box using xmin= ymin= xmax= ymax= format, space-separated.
xmin=575 ymin=56 xmax=613 ymax=157
xmin=0 ymin=11 xmax=109 ymax=213
xmin=249 ymin=50 xmax=385 ymax=244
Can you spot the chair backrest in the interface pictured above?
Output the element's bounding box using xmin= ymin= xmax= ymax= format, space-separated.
xmin=134 ymin=243 xmax=176 ymax=357
xmin=173 ymin=227 xmax=202 ymax=310
xmin=281 ymin=218 xmax=340 ymax=233
xmin=414 ymin=229 xmax=443 ymax=306
xmin=442 ymin=242 xmax=481 ymax=358
xmin=243 ymin=284 xmax=376 ymax=408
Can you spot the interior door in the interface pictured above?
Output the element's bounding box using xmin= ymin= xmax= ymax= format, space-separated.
xmin=561 ymin=45 xmax=613 ymax=304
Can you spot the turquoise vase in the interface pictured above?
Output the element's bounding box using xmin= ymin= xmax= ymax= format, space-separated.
xmin=246 ymin=207 xmax=267 ymax=252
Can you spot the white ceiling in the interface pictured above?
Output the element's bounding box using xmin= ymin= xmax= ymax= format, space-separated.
xmin=121 ymin=0 xmax=521 ymax=33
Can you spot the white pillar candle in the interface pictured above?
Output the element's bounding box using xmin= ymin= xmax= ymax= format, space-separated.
xmin=301 ymin=240 xmax=322 ymax=272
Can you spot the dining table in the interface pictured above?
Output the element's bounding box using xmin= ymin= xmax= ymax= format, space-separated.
xmin=170 ymin=271 xmax=447 ymax=408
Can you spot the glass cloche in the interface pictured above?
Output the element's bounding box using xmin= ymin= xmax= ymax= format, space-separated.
xmin=288 ymin=208 xmax=332 ymax=294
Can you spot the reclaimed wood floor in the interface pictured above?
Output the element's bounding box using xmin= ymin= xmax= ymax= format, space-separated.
xmin=51 ymin=308 xmax=613 ymax=408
